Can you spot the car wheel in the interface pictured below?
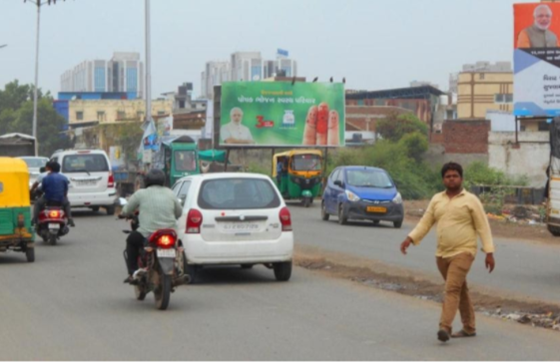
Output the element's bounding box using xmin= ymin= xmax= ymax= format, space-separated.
xmin=393 ymin=220 xmax=403 ymax=229
xmin=184 ymin=264 xmax=198 ymax=284
xmin=372 ymin=220 xmax=380 ymax=226
xmin=338 ymin=204 xmax=348 ymax=225
xmin=90 ymin=206 xmax=100 ymax=212
xmin=321 ymin=201 xmax=329 ymax=221
xmin=273 ymin=261 xmax=292 ymax=281
xmin=105 ymin=206 xmax=115 ymax=216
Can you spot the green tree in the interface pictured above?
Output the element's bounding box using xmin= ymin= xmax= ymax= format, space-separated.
xmin=376 ymin=113 xmax=428 ymax=142
xmin=0 ymin=80 xmax=67 ymax=156
xmin=398 ymin=131 xmax=429 ymax=162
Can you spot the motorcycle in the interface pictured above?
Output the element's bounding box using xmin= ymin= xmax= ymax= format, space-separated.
xmin=117 ymin=198 xmax=189 ymax=311
xmin=37 ymin=202 xmax=69 ymax=245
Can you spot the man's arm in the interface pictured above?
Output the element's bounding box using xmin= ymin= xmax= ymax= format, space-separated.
xmin=121 ymin=191 xmax=141 ymax=216
xmin=408 ymin=196 xmax=437 ymax=246
xmin=471 ymin=196 xmax=495 ymax=254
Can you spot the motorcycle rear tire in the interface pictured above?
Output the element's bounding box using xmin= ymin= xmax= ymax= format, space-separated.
xmin=154 ymin=274 xmax=171 ymax=310
xmin=49 ymin=234 xmax=57 ymax=246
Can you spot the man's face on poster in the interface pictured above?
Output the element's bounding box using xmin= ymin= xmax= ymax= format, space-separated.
xmin=535 ymin=6 xmax=552 ymax=30
xmin=231 ymin=109 xmax=243 ymax=125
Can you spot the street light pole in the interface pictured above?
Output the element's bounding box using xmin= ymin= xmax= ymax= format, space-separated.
xmin=32 ymin=1 xmax=41 ymax=156
xmin=0 ymin=44 xmax=7 ymax=49
xmin=145 ymin=0 xmax=151 ymax=124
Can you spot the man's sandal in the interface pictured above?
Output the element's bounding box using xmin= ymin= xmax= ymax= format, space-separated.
xmin=451 ymin=330 xmax=476 ymax=338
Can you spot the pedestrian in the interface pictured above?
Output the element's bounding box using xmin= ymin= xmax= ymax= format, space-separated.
xmin=400 ymin=162 xmax=495 ymax=342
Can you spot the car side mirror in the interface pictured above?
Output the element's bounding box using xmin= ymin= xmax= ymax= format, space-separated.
xmin=178 ymin=194 xmax=186 ymax=206
xmin=334 ymin=180 xmax=344 ymax=188
xmin=115 ymin=197 xmax=128 ymax=206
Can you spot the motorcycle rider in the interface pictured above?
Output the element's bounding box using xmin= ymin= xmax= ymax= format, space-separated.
xmin=119 ymin=169 xmax=183 ymax=284
xmin=33 ymin=161 xmax=75 ymax=228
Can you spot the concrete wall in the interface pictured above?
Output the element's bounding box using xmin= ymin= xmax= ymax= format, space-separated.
xmin=489 ymin=131 xmax=549 ymax=187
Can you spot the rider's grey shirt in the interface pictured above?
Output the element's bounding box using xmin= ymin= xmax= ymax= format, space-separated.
xmin=121 ymin=186 xmax=183 ymax=237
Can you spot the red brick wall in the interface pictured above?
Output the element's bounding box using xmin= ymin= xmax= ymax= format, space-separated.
xmin=430 ymin=132 xmax=444 ymax=144
xmin=443 ymin=120 xmax=489 ymax=154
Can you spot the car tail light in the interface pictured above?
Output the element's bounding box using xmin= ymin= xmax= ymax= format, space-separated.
xmin=186 ymin=209 xmax=203 ymax=234
xmin=279 ymin=207 xmax=292 ymax=232
xmin=156 ymin=234 xmax=175 ymax=249
xmin=108 ymin=172 xmax=115 ymax=188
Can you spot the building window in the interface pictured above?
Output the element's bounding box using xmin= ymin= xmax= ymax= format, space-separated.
xmin=137 ymin=111 xmax=144 ymax=120
xmin=538 ymin=121 xmax=550 ymax=132
xmin=94 ymin=67 xmax=106 ymax=92
xmin=126 ymin=68 xmax=138 ymax=93
xmin=97 ymin=111 xmax=105 ymax=122
xmin=520 ymin=125 xmax=526 ymax=132
xmin=479 ymin=73 xmax=485 ymax=80
xmin=117 ymin=111 xmax=126 ymax=120
xmin=495 ymin=94 xmax=513 ymax=104
xmin=76 ymin=111 xmax=84 ymax=121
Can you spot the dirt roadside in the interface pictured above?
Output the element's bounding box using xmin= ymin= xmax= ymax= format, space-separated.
xmin=404 ymin=200 xmax=557 ymax=246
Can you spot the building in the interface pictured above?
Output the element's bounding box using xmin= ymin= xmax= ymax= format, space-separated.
xmin=60 ymin=52 xmax=144 ymax=99
xmin=201 ymin=51 xmax=298 ymax=99
xmin=201 ymin=62 xmax=230 ymax=100
xmin=68 ymin=99 xmax=172 ymax=125
xmin=345 ymin=85 xmax=445 ymax=128
xmin=456 ymin=61 xmax=513 ymax=119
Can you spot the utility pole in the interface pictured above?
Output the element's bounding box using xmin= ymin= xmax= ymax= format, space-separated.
xmin=145 ymin=0 xmax=152 ymax=124
xmin=24 ymin=0 xmax=67 ymax=156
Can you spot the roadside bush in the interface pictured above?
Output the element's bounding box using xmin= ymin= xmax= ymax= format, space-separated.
xmin=376 ymin=113 xmax=428 ymax=142
xmin=398 ymin=132 xmax=429 ymax=162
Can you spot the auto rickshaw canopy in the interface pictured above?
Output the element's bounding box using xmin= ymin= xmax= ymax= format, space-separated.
xmin=272 ymin=149 xmax=323 ymax=177
xmin=0 ymin=157 xmax=31 ymax=208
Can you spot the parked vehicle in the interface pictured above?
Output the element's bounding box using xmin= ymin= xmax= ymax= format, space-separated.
xmin=50 ymin=149 xmax=117 ymax=215
xmin=118 ymin=202 xmax=189 ymax=310
xmin=321 ymin=166 xmax=404 ymax=228
xmin=173 ymin=173 xmax=294 ymax=283
xmin=36 ymin=203 xmax=69 ymax=245
xmin=0 ymin=157 xmax=35 ymax=262
xmin=18 ymin=156 xmax=49 ymax=190
xmin=272 ymin=149 xmax=323 ymax=207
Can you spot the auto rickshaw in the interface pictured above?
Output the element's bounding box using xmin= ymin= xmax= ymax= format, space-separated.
xmin=272 ymin=150 xmax=323 ymax=207
xmin=0 ymin=157 xmax=35 ymax=262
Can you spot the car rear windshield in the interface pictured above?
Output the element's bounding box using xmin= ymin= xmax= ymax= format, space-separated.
xmin=62 ymin=154 xmax=109 ymax=173
xmin=198 ymin=178 xmax=280 ymax=210
xmin=346 ymin=169 xmax=394 ymax=188
xmin=22 ymin=158 xmax=47 ymax=168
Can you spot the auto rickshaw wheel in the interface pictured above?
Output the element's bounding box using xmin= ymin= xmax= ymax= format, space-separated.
xmin=25 ymin=247 xmax=35 ymax=262
xmin=303 ymin=198 xmax=311 ymax=208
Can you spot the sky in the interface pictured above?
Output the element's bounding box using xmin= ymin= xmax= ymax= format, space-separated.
xmin=0 ymin=0 xmax=519 ymax=99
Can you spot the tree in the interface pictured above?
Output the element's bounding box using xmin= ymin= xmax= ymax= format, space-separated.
xmin=0 ymin=80 xmax=67 ymax=156
xmin=398 ymin=132 xmax=429 ymax=162
xmin=376 ymin=113 xmax=428 ymax=142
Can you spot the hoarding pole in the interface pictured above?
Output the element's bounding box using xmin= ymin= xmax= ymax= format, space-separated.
xmin=515 ymin=116 xmax=519 ymax=144
xmin=225 ymin=149 xmax=230 ymax=171
xmin=145 ymin=0 xmax=152 ymax=124
xmin=271 ymin=148 xmax=275 ymax=176
xmin=32 ymin=1 xmax=41 ymax=156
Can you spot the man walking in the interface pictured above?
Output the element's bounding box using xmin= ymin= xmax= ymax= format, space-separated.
xmin=400 ymin=162 xmax=495 ymax=342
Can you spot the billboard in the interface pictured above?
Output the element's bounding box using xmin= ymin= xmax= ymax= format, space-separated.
xmin=514 ymin=3 xmax=560 ymax=116
xmin=219 ymin=81 xmax=345 ymax=147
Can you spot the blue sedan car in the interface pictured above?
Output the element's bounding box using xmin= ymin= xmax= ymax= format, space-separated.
xmin=321 ymin=166 xmax=404 ymax=228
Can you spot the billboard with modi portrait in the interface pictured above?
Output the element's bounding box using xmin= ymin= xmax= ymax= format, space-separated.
xmin=514 ymin=2 xmax=560 ymax=116
xmin=219 ymin=81 xmax=345 ymax=147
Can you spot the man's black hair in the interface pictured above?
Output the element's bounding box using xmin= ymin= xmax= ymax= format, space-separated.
xmin=48 ymin=161 xmax=61 ymax=173
xmin=441 ymin=162 xmax=463 ymax=178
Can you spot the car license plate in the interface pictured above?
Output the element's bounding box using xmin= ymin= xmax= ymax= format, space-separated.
xmin=78 ymin=180 xmax=97 ymax=186
xmin=366 ymin=206 xmax=387 ymax=213
xmin=48 ymin=223 xmax=60 ymax=229
xmin=220 ymin=222 xmax=260 ymax=233
xmin=157 ymin=249 xmax=176 ymax=258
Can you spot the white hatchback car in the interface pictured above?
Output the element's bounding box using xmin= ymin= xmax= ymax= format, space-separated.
xmin=173 ymin=173 xmax=294 ymax=282
xmin=50 ymin=149 xmax=117 ymax=214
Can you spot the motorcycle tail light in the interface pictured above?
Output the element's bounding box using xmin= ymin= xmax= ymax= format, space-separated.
xmin=49 ymin=210 xmax=60 ymax=218
xmin=156 ymin=234 xmax=175 ymax=249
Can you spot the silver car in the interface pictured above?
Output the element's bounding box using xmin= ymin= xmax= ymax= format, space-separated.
xmin=19 ymin=156 xmax=49 ymax=189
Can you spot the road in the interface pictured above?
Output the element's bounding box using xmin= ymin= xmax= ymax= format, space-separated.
xmin=0 ymin=208 xmax=559 ymax=360
xmin=290 ymin=202 xmax=560 ymax=303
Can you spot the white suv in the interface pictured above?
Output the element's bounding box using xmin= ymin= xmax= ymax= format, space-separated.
xmin=50 ymin=149 xmax=117 ymax=215
xmin=173 ymin=173 xmax=294 ymax=283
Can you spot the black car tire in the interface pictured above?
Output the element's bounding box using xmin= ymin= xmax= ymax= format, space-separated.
xmin=394 ymin=220 xmax=403 ymax=229
xmin=91 ymin=206 xmax=100 ymax=212
xmin=105 ymin=206 xmax=115 ymax=216
xmin=338 ymin=204 xmax=348 ymax=225
xmin=321 ymin=201 xmax=330 ymax=221
xmin=273 ymin=261 xmax=292 ymax=281
xmin=372 ymin=220 xmax=380 ymax=226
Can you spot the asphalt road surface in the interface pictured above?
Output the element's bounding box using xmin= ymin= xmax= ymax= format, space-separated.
xmin=0 ymin=208 xmax=558 ymax=360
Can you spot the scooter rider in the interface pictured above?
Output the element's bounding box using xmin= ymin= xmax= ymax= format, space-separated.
xmin=119 ymin=169 xmax=183 ymax=284
xmin=33 ymin=161 xmax=75 ymax=228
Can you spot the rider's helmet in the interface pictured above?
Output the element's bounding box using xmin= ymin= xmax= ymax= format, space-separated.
xmin=144 ymin=169 xmax=166 ymax=188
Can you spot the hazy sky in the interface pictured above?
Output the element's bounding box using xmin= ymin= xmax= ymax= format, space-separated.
xmin=0 ymin=0 xmax=518 ymax=98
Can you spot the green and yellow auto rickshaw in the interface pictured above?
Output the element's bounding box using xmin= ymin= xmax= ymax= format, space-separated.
xmin=0 ymin=157 xmax=35 ymax=262
xmin=272 ymin=150 xmax=323 ymax=207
